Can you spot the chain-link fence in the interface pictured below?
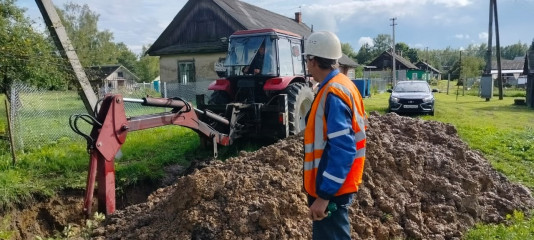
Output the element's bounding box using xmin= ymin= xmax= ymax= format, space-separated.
xmin=7 ymin=80 xmax=200 ymax=151
xmin=369 ymin=78 xmax=389 ymax=95
xmin=160 ymin=80 xmax=213 ymax=105
xmin=8 ymin=82 xmax=88 ymax=151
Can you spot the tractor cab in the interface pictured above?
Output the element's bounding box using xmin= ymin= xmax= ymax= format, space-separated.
xmin=201 ymin=29 xmax=314 ymax=140
xmin=223 ymin=29 xmax=306 ymax=79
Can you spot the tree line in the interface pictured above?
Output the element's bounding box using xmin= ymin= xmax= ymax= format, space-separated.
xmin=2 ymin=0 xmax=532 ymax=98
xmin=1 ymin=0 xmax=159 ymax=98
xmin=342 ymin=34 xmax=532 ymax=81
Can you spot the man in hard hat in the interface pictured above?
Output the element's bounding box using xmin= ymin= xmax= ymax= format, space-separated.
xmin=302 ymin=31 xmax=367 ymax=239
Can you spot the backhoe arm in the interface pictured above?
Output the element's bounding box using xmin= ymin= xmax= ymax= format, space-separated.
xmin=72 ymin=94 xmax=230 ymax=216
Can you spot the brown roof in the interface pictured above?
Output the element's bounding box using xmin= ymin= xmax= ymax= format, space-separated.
xmin=147 ymin=0 xmax=311 ymax=55
xmin=214 ymin=0 xmax=311 ymax=36
xmin=416 ymin=61 xmax=441 ymax=74
xmin=85 ymin=65 xmax=139 ymax=82
xmin=368 ymin=51 xmax=417 ymax=70
xmin=339 ymin=54 xmax=358 ymax=68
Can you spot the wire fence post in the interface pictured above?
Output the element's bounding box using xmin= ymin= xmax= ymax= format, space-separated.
xmin=4 ymin=99 xmax=16 ymax=165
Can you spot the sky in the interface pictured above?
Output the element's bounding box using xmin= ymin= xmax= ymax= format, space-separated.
xmin=17 ymin=0 xmax=534 ymax=55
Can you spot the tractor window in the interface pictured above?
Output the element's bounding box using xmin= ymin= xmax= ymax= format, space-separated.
xmin=260 ymin=37 xmax=276 ymax=76
xmin=224 ymin=36 xmax=265 ymax=76
xmin=278 ymin=38 xmax=293 ymax=76
xmin=291 ymin=41 xmax=304 ymax=76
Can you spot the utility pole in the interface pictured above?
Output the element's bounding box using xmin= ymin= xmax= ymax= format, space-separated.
xmin=493 ymin=0 xmax=503 ymax=100
xmin=460 ymin=50 xmax=464 ymax=96
xmin=481 ymin=0 xmax=502 ymax=101
xmin=390 ymin=17 xmax=397 ymax=86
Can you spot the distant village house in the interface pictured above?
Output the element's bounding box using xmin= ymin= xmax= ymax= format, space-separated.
xmin=85 ymin=65 xmax=139 ymax=95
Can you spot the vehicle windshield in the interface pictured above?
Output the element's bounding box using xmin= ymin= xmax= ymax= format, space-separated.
xmin=393 ymin=82 xmax=431 ymax=93
xmin=224 ymin=35 xmax=276 ymax=76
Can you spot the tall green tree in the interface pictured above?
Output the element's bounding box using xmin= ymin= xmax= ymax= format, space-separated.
xmin=372 ymin=34 xmax=392 ymax=56
xmin=448 ymin=55 xmax=484 ymax=81
xmin=356 ymin=43 xmax=373 ymax=65
xmin=395 ymin=42 xmax=419 ymax=63
xmin=341 ymin=42 xmax=356 ymax=59
xmin=501 ymin=42 xmax=528 ymax=60
xmin=136 ymin=45 xmax=159 ymax=82
xmin=1 ymin=0 xmax=70 ymax=99
xmin=116 ymin=42 xmax=138 ymax=74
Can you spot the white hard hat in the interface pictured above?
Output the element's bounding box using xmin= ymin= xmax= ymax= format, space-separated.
xmin=302 ymin=31 xmax=342 ymax=60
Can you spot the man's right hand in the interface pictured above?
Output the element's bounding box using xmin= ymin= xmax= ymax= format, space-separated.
xmin=309 ymin=197 xmax=329 ymax=221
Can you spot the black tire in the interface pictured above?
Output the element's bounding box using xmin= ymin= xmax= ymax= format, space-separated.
xmin=285 ymin=83 xmax=314 ymax=135
xmin=208 ymin=90 xmax=231 ymax=105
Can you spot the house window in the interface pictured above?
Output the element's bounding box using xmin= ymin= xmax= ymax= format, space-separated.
xmin=178 ymin=61 xmax=195 ymax=84
xmin=412 ymin=73 xmax=418 ymax=80
xmin=117 ymin=72 xmax=123 ymax=78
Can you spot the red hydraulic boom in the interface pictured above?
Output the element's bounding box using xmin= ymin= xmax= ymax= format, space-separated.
xmin=70 ymin=94 xmax=230 ymax=216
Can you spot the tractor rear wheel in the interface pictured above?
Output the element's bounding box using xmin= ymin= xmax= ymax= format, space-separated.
xmin=285 ymin=83 xmax=314 ymax=135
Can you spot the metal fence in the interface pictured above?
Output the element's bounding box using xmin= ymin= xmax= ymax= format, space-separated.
xmin=368 ymin=78 xmax=389 ymax=95
xmin=7 ymin=81 xmax=181 ymax=151
xmin=160 ymin=80 xmax=213 ymax=104
xmin=8 ymin=82 xmax=88 ymax=151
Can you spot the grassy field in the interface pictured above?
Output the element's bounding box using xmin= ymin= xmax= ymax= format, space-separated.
xmin=0 ymin=81 xmax=533 ymax=237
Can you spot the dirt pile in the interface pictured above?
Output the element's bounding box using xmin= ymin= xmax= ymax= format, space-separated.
xmin=94 ymin=112 xmax=534 ymax=239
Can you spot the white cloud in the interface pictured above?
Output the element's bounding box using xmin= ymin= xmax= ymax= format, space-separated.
xmin=479 ymin=32 xmax=488 ymax=41
xmin=455 ymin=34 xmax=470 ymax=39
xmin=432 ymin=0 xmax=473 ymax=8
xmin=358 ymin=37 xmax=374 ymax=48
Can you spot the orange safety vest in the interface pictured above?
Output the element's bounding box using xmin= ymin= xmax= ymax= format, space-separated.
xmin=303 ymin=73 xmax=366 ymax=198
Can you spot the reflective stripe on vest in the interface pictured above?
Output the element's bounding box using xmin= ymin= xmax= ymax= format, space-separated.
xmin=303 ymin=73 xmax=366 ymax=198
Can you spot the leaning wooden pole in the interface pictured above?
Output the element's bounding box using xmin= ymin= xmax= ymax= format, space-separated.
xmin=35 ymin=0 xmax=97 ymax=115
xmin=4 ymin=99 xmax=16 ymax=165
